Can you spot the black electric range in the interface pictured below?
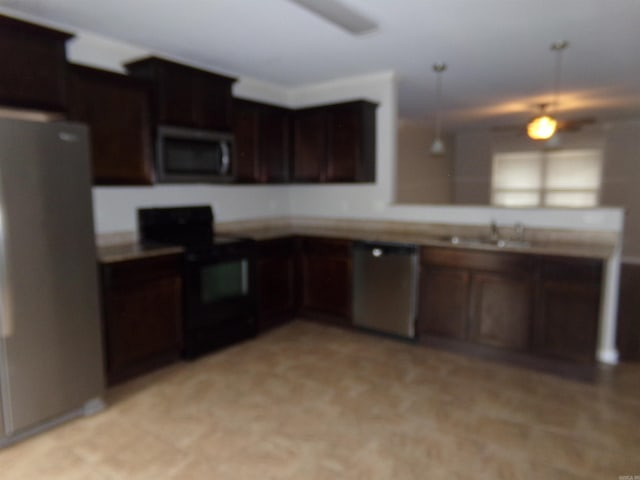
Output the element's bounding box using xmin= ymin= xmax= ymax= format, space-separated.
xmin=138 ymin=206 xmax=257 ymax=359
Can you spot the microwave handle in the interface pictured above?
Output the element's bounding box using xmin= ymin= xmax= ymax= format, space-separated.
xmin=220 ymin=142 xmax=231 ymax=175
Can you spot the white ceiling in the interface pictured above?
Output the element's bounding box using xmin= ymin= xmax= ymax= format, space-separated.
xmin=2 ymin=0 xmax=640 ymax=130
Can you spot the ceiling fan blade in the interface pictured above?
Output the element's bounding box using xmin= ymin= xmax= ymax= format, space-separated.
xmin=556 ymin=117 xmax=597 ymax=131
xmin=288 ymin=0 xmax=378 ymax=35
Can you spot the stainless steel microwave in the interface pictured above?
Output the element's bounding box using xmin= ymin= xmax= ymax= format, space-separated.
xmin=156 ymin=125 xmax=235 ymax=183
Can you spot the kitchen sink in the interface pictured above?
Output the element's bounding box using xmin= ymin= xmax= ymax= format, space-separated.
xmin=444 ymin=235 xmax=531 ymax=249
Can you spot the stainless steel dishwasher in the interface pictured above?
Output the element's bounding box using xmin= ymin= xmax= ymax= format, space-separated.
xmin=352 ymin=241 xmax=419 ymax=338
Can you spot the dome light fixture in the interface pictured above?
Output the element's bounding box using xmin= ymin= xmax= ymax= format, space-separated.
xmin=527 ymin=41 xmax=569 ymax=141
xmin=527 ymin=104 xmax=557 ymax=140
xmin=430 ymin=62 xmax=447 ymax=155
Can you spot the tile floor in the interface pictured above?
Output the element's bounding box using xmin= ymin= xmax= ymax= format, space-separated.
xmin=1 ymin=320 xmax=639 ymax=479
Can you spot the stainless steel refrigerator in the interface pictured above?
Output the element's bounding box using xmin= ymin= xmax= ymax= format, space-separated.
xmin=0 ymin=118 xmax=105 ymax=447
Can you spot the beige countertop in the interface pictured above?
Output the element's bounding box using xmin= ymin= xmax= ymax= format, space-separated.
xmin=217 ymin=217 xmax=617 ymax=260
xmin=98 ymin=242 xmax=184 ymax=264
xmin=96 ymin=216 xmax=618 ymax=262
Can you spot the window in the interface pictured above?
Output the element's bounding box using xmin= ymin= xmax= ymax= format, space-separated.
xmin=491 ymin=149 xmax=603 ymax=207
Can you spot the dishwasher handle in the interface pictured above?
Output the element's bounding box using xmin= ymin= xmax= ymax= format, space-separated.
xmin=353 ymin=241 xmax=418 ymax=257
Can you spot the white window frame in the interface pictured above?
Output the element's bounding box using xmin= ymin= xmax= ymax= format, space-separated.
xmin=491 ymin=148 xmax=603 ymax=208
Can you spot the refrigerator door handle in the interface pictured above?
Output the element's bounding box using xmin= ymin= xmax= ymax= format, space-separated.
xmin=0 ymin=220 xmax=13 ymax=339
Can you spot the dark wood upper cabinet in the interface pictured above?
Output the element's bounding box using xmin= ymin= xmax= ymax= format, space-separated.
xmin=326 ymin=101 xmax=376 ymax=182
xmin=125 ymin=57 xmax=236 ymax=131
xmin=233 ymin=99 xmax=290 ymax=183
xmin=67 ymin=64 xmax=154 ymax=185
xmin=292 ymin=107 xmax=327 ymax=182
xmin=0 ymin=15 xmax=73 ymax=112
xmin=292 ymin=100 xmax=376 ymax=183
xmin=260 ymin=104 xmax=291 ymax=183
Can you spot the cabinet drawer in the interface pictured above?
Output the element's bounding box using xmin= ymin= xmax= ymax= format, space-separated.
xmin=256 ymin=236 xmax=298 ymax=257
xmin=539 ymin=255 xmax=603 ymax=283
xmin=421 ymin=247 xmax=533 ymax=274
xmin=300 ymin=236 xmax=352 ymax=256
xmin=102 ymin=253 xmax=183 ymax=288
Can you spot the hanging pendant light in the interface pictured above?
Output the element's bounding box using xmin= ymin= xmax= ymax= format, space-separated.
xmin=430 ymin=62 xmax=447 ymax=155
xmin=527 ymin=104 xmax=557 ymax=140
xmin=527 ymin=41 xmax=569 ymax=140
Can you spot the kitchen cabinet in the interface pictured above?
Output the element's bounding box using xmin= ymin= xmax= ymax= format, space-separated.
xmin=67 ymin=64 xmax=154 ymax=185
xmin=616 ymin=262 xmax=640 ymax=360
xmin=233 ymin=99 xmax=291 ymax=183
xmin=0 ymin=15 xmax=72 ymax=112
xmin=292 ymin=100 xmax=376 ymax=183
xmin=299 ymin=236 xmax=353 ymax=323
xmin=533 ymin=256 xmax=602 ymax=363
xmin=419 ymin=247 xmax=602 ymax=363
xmin=100 ymin=254 xmax=183 ymax=385
xmin=256 ymin=237 xmax=298 ymax=330
xmin=125 ymin=57 xmax=236 ymax=131
xmin=418 ymin=247 xmax=534 ymax=351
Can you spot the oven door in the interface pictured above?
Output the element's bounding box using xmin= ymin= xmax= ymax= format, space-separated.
xmin=183 ymin=250 xmax=256 ymax=358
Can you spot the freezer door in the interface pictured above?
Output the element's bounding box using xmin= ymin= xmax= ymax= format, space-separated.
xmin=0 ymin=119 xmax=104 ymax=436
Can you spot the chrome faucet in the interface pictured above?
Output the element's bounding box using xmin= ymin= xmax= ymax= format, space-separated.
xmin=514 ymin=222 xmax=526 ymax=242
xmin=489 ymin=220 xmax=500 ymax=242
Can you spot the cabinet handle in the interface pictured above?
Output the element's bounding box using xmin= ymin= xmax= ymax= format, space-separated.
xmin=220 ymin=142 xmax=231 ymax=175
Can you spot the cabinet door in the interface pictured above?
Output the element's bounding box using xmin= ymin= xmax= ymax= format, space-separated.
xmin=256 ymin=238 xmax=297 ymax=329
xmin=126 ymin=57 xmax=236 ymax=130
xmin=327 ymin=104 xmax=359 ymax=181
xmin=200 ymin=74 xmax=234 ymax=131
xmin=469 ymin=272 xmax=532 ymax=350
xmin=418 ymin=266 xmax=469 ymax=340
xmin=292 ymin=108 xmax=327 ymax=182
xmin=533 ymin=257 xmax=602 ymax=363
xmin=259 ymin=105 xmax=291 ymax=182
xmin=156 ymin=62 xmax=199 ymax=127
xmin=616 ymin=262 xmax=640 ymax=360
xmin=68 ymin=65 xmax=154 ymax=185
xmin=0 ymin=16 xmax=72 ymax=112
xmin=299 ymin=237 xmax=352 ymax=322
xmin=101 ymin=255 xmax=183 ymax=385
xmin=233 ymin=99 xmax=260 ymax=182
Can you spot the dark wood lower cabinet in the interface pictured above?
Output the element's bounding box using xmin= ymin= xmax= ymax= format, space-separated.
xmin=533 ymin=256 xmax=602 ymax=363
xmin=418 ymin=247 xmax=602 ymax=365
xmin=419 ymin=267 xmax=469 ymax=340
xmin=469 ymin=272 xmax=532 ymax=350
xmin=256 ymin=237 xmax=298 ymax=330
xmin=100 ymin=254 xmax=183 ymax=385
xmin=298 ymin=236 xmax=352 ymax=324
xmin=616 ymin=262 xmax=640 ymax=360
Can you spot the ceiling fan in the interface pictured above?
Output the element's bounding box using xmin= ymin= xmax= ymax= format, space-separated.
xmin=494 ymin=41 xmax=596 ymax=139
xmin=492 ymin=103 xmax=596 ymax=137
xmin=287 ymin=0 xmax=378 ymax=35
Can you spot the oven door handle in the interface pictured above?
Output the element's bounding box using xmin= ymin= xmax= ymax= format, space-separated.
xmin=220 ymin=142 xmax=231 ymax=176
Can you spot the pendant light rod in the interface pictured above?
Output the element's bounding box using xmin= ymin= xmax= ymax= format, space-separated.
xmin=432 ymin=62 xmax=447 ymax=140
xmin=550 ymin=41 xmax=569 ymax=113
xmin=527 ymin=40 xmax=569 ymax=141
